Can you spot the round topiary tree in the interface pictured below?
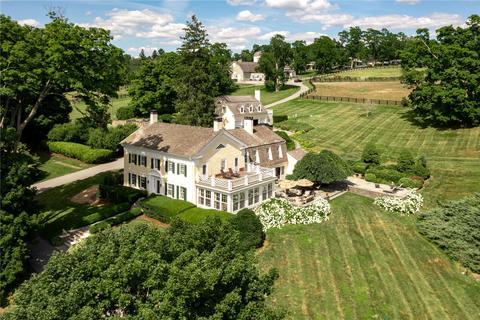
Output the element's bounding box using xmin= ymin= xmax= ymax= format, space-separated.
xmin=397 ymin=150 xmax=415 ymax=172
xmin=362 ymin=143 xmax=381 ymax=165
xmin=230 ymin=208 xmax=265 ymax=251
xmin=290 ymin=150 xmax=352 ymax=185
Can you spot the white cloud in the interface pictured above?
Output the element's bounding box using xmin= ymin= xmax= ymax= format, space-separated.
xmin=396 ymin=0 xmax=419 ymax=4
xmin=257 ymin=30 xmax=289 ymax=40
xmin=18 ymin=19 xmax=39 ymax=27
xmin=209 ymin=26 xmax=262 ymax=46
xmin=258 ymin=30 xmax=324 ymax=44
xmin=227 ymin=0 xmax=257 ymax=5
xmin=81 ymin=8 xmax=184 ymax=40
xmin=346 ymin=13 xmax=463 ymax=29
xmin=265 ymin=0 xmax=333 ymax=10
xmin=236 ymin=10 xmax=265 ymax=22
xmin=295 ymin=13 xmax=354 ymax=28
xmin=127 ymin=46 xmax=159 ymax=57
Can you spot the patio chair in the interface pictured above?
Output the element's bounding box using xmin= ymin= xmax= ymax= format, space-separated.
xmin=228 ymin=168 xmax=240 ymax=178
xmin=220 ymin=169 xmax=231 ymax=179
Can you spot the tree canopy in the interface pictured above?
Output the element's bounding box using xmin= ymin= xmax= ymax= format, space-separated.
xmin=0 ymin=13 xmax=126 ymax=143
xmin=257 ymin=34 xmax=292 ymax=91
xmin=401 ymin=15 xmax=480 ymax=127
xmin=290 ymin=150 xmax=352 ymax=184
xmin=4 ymin=219 xmax=282 ymax=319
xmin=174 ymin=15 xmax=235 ymax=126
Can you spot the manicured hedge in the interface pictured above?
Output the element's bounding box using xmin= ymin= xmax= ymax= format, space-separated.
xmin=275 ymin=130 xmax=296 ymax=151
xmin=89 ymin=207 xmax=143 ymax=234
xmin=47 ymin=141 xmax=114 ymax=164
xmin=99 ymin=185 xmax=147 ymax=204
xmin=273 ymin=115 xmax=288 ymax=123
xmin=352 ymin=162 xmax=369 ymax=174
xmin=398 ymin=177 xmax=423 ymax=189
xmin=365 ymin=167 xmax=407 ymax=184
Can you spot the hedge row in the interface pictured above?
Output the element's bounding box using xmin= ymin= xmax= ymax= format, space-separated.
xmin=274 ymin=130 xmax=296 ymax=151
xmin=47 ymin=141 xmax=114 ymax=164
xmin=89 ymin=207 xmax=143 ymax=234
xmin=99 ymin=184 xmax=147 ymax=204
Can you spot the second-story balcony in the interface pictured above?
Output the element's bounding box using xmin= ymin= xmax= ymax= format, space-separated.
xmin=196 ymin=163 xmax=276 ymax=192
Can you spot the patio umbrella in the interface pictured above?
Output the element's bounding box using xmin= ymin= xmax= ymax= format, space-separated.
xmin=295 ymin=179 xmax=314 ymax=188
xmin=279 ymin=179 xmax=297 ymax=189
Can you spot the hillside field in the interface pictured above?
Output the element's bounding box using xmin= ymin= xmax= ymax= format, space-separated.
xmin=273 ymin=99 xmax=480 ymax=206
xmin=258 ymin=193 xmax=480 ymax=319
xmin=312 ymin=81 xmax=411 ymax=101
xmin=327 ymin=66 xmax=402 ymax=78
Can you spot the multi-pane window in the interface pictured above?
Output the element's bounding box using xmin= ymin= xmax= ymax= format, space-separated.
xmin=268 ymin=183 xmax=273 ymax=198
xmin=167 ymin=184 xmax=174 ymax=197
xmin=220 ymin=159 xmax=226 ymax=171
xmin=205 ymin=190 xmax=211 ymax=207
xmin=179 ymin=164 xmax=187 ymax=177
xmin=254 ymin=187 xmax=260 ymax=203
xmin=234 ymin=157 xmax=239 ymax=169
xmin=140 ymin=176 xmax=147 ymax=189
xmin=233 ymin=194 xmax=239 ymax=211
xmin=221 ymin=194 xmax=227 ymax=211
xmin=262 ymin=186 xmax=268 ymax=200
xmin=248 ymin=189 xmax=254 ymax=205
xmin=140 ymin=155 xmax=147 ymax=167
xmin=214 ymin=192 xmax=221 ymax=210
xmin=202 ymin=164 xmax=207 ymax=175
xmin=130 ymin=173 xmax=137 ymax=187
xmin=180 ymin=187 xmax=187 ymax=201
xmin=239 ymin=192 xmax=245 ymax=209
xmin=198 ymin=189 xmax=205 ymax=205
xmin=167 ymin=161 xmax=175 ymax=173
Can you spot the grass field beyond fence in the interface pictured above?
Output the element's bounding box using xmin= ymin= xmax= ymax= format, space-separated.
xmin=313 ymin=81 xmax=410 ymax=101
xmin=258 ymin=193 xmax=480 ymax=320
xmin=231 ymin=84 xmax=299 ymax=105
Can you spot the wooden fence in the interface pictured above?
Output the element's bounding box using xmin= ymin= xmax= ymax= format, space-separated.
xmin=301 ymin=94 xmax=402 ymax=106
xmin=311 ymin=76 xmax=402 ymax=82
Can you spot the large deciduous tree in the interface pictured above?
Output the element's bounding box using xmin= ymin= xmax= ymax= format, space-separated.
xmin=257 ymin=34 xmax=292 ymax=91
xmin=290 ymin=150 xmax=351 ymax=184
xmin=308 ymin=36 xmax=344 ymax=74
xmin=175 ymin=16 xmax=235 ymax=126
xmin=0 ymin=128 xmax=40 ymax=303
xmin=0 ymin=13 xmax=126 ymax=143
xmin=4 ymin=219 xmax=282 ymax=319
xmin=291 ymin=40 xmax=308 ymax=74
xmin=401 ymin=15 xmax=480 ymax=127
xmin=128 ymin=52 xmax=180 ymax=116
xmin=338 ymin=27 xmax=367 ymax=68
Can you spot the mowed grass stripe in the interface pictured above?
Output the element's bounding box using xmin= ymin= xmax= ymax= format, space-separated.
xmin=325 ymin=222 xmax=358 ymax=319
xmin=389 ymin=220 xmax=477 ymax=320
xmin=394 ymin=218 xmax=480 ymax=318
xmin=363 ymin=214 xmax=437 ymax=319
xmin=369 ymin=211 xmax=451 ymax=319
xmin=351 ymin=212 xmax=418 ymax=318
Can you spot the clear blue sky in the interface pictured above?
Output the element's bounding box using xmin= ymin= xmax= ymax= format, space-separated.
xmin=2 ymin=0 xmax=478 ymax=56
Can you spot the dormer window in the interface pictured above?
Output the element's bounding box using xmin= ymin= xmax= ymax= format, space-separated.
xmin=249 ymin=105 xmax=254 ymax=113
xmin=257 ymin=106 xmax=262 ymax=112
xmin=278 ymin=145 xmax=283 ymax=158
xmin=222 ymin=106 xmax=226 ymax=113
xmin=240 ymin=106 xmax=245 ymax=113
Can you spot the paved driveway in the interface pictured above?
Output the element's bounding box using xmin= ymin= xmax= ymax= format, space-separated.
xmin=33 ymin=158 xmax=123 ymax=193
xmin=264 ymin=80 xmax=310 ymax=109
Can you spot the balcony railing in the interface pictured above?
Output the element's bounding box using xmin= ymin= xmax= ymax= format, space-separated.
xmin=196 ymin=163 xmax=275 ymax=191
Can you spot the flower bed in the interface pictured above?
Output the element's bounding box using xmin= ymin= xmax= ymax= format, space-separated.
xmin=255 ymin=197 xmax=331 ymax=230
xmin=374 ymin=190 xmax=423 ymax=215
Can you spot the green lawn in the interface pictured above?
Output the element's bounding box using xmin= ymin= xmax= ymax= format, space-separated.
xmin=273 ymin=99 xmax=480 ymax=205
xmin=69 ymin=95 xmax=131 ymax=121
xmin=231 ymin=84 xmax=300 ymax=105
xmin=37 ymin=153 xmax=91 ymax=182
xmin=258 ymin=193 xmax=480 ymax=319
xmin=329 ymin=66 xmax=402 ymax=78
xmin=36 ymin=172 xmax=122 ymax=239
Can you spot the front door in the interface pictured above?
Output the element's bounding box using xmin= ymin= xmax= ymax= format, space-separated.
xmin=149 ymin=175 xmax=162 ymax=194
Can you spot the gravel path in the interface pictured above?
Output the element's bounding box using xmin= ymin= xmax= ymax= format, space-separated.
xmin=33 ymin=158 xmax=123 ymax=193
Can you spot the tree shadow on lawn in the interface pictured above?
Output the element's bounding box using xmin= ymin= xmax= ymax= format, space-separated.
xmin=399 ymin=108 xmax=472 ymax=130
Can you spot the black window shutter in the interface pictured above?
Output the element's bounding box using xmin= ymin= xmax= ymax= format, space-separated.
xmin=177 ymin=163 xmax=180 ymax=175
xmin=176 ymin=186 xmax=179 ymax=199
xmin=150 ymin=158 xmax=153 ymax=169
xmin=165 ymin=160 xmax=169 ymax=172
xmin=172 ymin=162 xmax=175 ymax=174
xmin=184 ymin=165 xmax=187 ymax=177
xmin=128 ymin=154 xmax=131 ymax=163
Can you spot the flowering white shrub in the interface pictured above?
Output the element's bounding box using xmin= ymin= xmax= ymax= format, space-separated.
xmin=374 ymin=190 xmax=423 ymax=215
xmin=254 ymin=197 xmax=331 ymax=230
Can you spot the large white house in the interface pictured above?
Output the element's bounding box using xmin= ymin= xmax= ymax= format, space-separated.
xmin=121 ymin=95 xmax=297 ymax=213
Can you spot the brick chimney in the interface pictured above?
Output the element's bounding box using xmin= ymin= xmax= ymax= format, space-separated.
xmin=244 ymin=116 xmax=254 ymax=134
xmin=213 ymin=117 xmax=224 ymax=132
xmin=150 ymin=110 xmax=158 ymax=124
